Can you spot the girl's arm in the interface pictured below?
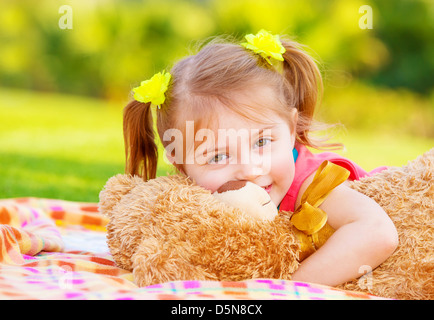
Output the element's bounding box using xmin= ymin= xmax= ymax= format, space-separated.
xmin=290 ymin=172 xmax=399 ymax=287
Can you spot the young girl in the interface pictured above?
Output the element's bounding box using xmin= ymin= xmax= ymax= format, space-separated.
xmin=123 ymin=30 xmax=398 ymax=286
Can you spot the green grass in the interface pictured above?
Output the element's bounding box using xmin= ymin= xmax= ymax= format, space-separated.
xmin=317 ymin=129 xmax=434 ymax=171
xmin=0 ymin=87 xmax=171 ymax=202
xmin=1 ymin=86 xmax=432 ymax=202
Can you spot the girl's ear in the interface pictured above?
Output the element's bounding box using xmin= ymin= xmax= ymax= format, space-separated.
xmin=163 ymin=150 xmax=178 ymax=168
xmin=164 ymin=151 xmax=175 ymax=165
xmin=163 ymin=149 xmax=186 ymax=175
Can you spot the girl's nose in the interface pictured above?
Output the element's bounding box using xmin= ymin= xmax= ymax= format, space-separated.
xmin=233 ymin=148 xmax=271 ymax=181
xmin=235 ymin=163 xmax=265 ymax=181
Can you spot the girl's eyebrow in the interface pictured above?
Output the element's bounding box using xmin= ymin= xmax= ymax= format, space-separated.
xmin=196 ymin=124 xmax=278 ymax=155
xmin=199 ymin=144 xmax=226 ymax=156
xmin=256 ymin=125 xmax=276 ymax=135
xmin=250 ymin=124 xmax=278 ymax=140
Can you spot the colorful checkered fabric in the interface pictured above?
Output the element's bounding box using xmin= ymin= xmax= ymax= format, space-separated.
xmin=0 ymin=197 xmax=386 ymax=300
xmin=0 ymin=199 xmax=64 ymax=264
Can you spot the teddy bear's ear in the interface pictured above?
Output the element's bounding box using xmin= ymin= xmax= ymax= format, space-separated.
xmin=99 ymin=174 xmax=144 ymax=218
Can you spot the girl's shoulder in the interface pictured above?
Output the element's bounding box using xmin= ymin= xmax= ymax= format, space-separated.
xmin=295 ymin=143 xmax=370 ymax=181
xmin=280 ymin=143 xmax=385 ymax=212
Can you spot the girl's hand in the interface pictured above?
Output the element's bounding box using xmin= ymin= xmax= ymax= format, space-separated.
xmin=291 ymin=173 xmax=399 ymax=286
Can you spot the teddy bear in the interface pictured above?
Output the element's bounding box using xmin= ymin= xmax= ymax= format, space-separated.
xmin=99 ymin=149 xmax=433 ymax=300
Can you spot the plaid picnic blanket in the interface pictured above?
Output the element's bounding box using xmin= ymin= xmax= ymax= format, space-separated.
xmin=0 ymin=197 xmax=385 ymax=300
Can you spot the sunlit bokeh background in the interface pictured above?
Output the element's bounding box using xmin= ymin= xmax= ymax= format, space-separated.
xmin=1 ymin=0 xmax=433 ymax=202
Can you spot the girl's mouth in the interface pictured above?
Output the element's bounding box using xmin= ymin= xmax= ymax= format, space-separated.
xmin=263 ymin=184 xmax=272 ymax=193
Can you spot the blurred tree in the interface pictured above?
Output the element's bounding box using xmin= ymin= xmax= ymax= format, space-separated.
xmin=361 ymin=0 xmax=434 ymax=94
xmin=0 ymin=0 xmax=432 ymax=98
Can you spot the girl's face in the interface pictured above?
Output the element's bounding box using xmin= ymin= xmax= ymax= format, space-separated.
xmin=172 ymin=87 xmax=298 ymax=207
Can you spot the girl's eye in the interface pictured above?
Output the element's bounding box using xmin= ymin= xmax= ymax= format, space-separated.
xmin=255 ymin=137 xmax=271 ymax=148
xmin=208 ymin=153 xmax=229 ymax=164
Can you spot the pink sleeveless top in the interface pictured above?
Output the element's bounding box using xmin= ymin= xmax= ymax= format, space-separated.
xmin=279 ymin=142 xmax=387 ymax=212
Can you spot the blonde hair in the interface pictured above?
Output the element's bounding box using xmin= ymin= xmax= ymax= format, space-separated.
xmin=124 ymin=36 xmax=339 ymax=181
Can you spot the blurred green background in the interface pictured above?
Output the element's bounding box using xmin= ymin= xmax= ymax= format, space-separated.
xmin=1 ymin=0 xmax=433 ymax=202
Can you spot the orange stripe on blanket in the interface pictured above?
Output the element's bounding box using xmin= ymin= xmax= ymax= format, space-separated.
xmin=50 ymin=210 xmax=66 ymax=220
xmin=0 ymin=208 xmax=11 ymax=224
xmin=221 ymin=281 xmax=248 ymax=296
xmin=82 ymin=214 xmax=105 ymax=226
xmin=0 ymin=225 xmax=25 ymax=264
xmin=80 ymin=206 xmax=99 ymax=213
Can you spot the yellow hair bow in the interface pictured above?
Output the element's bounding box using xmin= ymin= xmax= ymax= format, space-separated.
xmin=241 ymin=29 xmax=286 ymax=65
xmin=132 ymin=71 xmax=171 ymax=108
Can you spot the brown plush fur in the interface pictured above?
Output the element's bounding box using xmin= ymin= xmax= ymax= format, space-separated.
xmin=100 ymin=174 xmax=300 ymax=287
xmin=338 ymin=149 xmax=433 ymax=299
xmin=99 ymin=149 xmax=433 ymax=299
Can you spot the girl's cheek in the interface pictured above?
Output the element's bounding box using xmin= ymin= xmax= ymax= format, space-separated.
xmin=273 ymin=153 xmax=296 ymax=183
xmin=191 ymin=171 xmax=223 ymax=193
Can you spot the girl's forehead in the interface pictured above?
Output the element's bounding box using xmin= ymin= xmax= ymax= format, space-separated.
xmin=180 ymin=107 xmax=279 ymax=143
xmin=191 ymin=109 xmax=285 ymax=148
xmin=212 ymin=107 xmax=279 ymax=130
xmin=187 ymin=86 xmax=286 ymax=129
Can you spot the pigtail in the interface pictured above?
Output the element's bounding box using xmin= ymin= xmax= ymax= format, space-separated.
xmin=280 ymin=39 xmax=324 ymax=147
xmin=123 ymin=100 xmax=158 ymax=181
